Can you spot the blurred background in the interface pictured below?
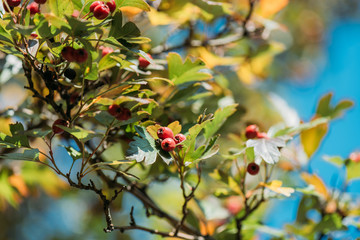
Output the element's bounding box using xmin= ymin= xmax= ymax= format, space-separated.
xmin=1 ymin=0 xmax=360 ymax=239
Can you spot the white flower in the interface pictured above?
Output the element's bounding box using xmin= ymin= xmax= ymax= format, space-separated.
xmin=246 ymin=136 xmax=290 ymax=165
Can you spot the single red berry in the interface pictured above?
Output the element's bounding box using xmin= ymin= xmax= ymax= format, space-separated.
xmin=108 ymin=104 xmax=120 ymax=116
xmin=30 ymin=33 xmax=38 ymax=39
xmin=72 ymin=10 xmax=80 ymax=18
xmin=3 ymin=3 xmax=11 ymax=12
xmin=245 ymin=124 xmax=259 ymax=139
xmin=52 ymin=119 xmax=69 ymax=134
xmin=100 ymin=46 xmax=114 ymax=57
xmin=161 ymin=138 xmax=176 ymax=152
xmin=225 ymin=196 xmax=243 ymax=215
xmin=61 ymin=46 xmax=76 ymax=62
xmin=247 ymin=163 xmax=260 ymax=175
xmin=27 ymin=2 xmax=40 ymax=15
xmin=349 ymin=152 xmax=360 ymax=163
xmin=6 ymin=0 xmax=21 ymax=7
xmin=174 ymin=133 xmax=186 ymax=144
xmin=115 ymin=107 xmax=131 ymax=121
xmin=157 ymin=127 xmax=174 ymax=140
xmin=90 ymin=1 xmax=103 ymax=12
xmin=106 ymin=0 xmax=116 ymax=12
xmin=70 ymin=93 xmax=79 ymax=104
xmin=257 ymin=132 xmax=268 ymax=139
xmin=138 ymin=54 xmax=152 ymax=69
xmin=74 ymin=48 xmax=88 ymax=63
xmin=34 ymin=0 xmax=46 ymax=4
xmin=93 ymin=4 xmax=110 ymax=20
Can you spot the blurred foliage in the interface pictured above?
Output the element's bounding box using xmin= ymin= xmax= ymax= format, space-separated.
xmin=0 ymin=0 xmax=358 ymax=240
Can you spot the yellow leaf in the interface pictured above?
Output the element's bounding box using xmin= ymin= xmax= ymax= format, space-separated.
xmin=300 ymin=120 xmax=328 ymax=158
xmin=258 ymin=0 xmax=289 ymax=17
xmin=261 ymin=180 xmax=294 ymax=197
xmin=120 ymin=6 xmax=143 ymax=18
xmin=0 ymin=118 xmax=13 ymax=135
xmin=146 ymin=124 xmax=161 ymax=139
xmin=301 ymin=173 xmax=329 ymax=200
xmin=167 ymin=121 xmax=182 ymax=135
xmin=191 ymin=47 xmax=244 ymax=69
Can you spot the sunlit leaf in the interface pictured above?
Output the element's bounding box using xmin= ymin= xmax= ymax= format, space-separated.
xmin=261 ymin=180 xmax=294 ymax=197
xmin=300 ymin=120 xmax=328 ymax=158
xmin=301 ymin=173 xmax=329 ymax=199
xmin=246 ymin=136 xmax=287 ymax=165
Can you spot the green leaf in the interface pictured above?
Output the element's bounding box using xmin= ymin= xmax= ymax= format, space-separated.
xmin=49 ymin=0 xmax=74 ymax=18
xmin=0 ymin=149 xmax=40 ymax=161
xmin=346 ymin=160 xmax=360 ymax=182
xmin=57 ymin=125 xmax=103 ymax=142
xmin=25 ymin=128 xmax=52 ymax=138
xmin=127 ymin=126 xmax=171 ymax=165
xmin=98 ymin=53 xmax=118 ymax=71
xmin=273 ymin=117 xmax=330 ymax=137
xmin=313 ymin=214 xmax=347 ymax=233
xmin=63 ymin=146 xmax=82 ymax=161
xmin=191 ymin=0 xmax=231 ymax=17
xmin=117 ymin=0 xmax=150 ymax=11
xmin=167 ymin=52 xmax=212 ymax=85
xmin=322 ymin=155 xmax=344 ymax=167
xmin=85 ymin=63 xmax=99 ymax=81
xmin=316 ymin=93 xmax=332 ymax=117
xmin=332 ymin=100 xmax=353 ymax=118
xmin=204 ymin=104 xmax=237 ymax=140
xmin=0 ymin=123 xmax=30 ymax=148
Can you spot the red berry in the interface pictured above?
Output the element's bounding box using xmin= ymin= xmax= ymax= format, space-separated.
xmin=106 ymin=0 xmax=116 ymax=12
xmin=245 ymin=124 xmax=259 ymax=139
xmin=161 ymin=138 xmax=176 ymax=152
xmin=34 ymin=0 xmax=46 ymax=4
xmin=6 ymin=0 xmax=21 ymax=7
xmin=93 ymin=4 xmax=110 ymax=20
xmin=30 ymin=33 xmax=38 ymax=39
xmin=108 ymin=104 xmax=120 ymax=116
xmin=90 ymin=1 xmax=102 ymax=12
xmin=72 ymin=10 xmax=80 ymax=18
xmin=74 ymin=48 xmax=88 ymax=63
xmin=27 ymin=2 xmax=40 ymax=15
xmin=174 ymin=134 xmax=186 ymax=144
xmin=138 ymin=54 xmax=152 ymax=69
xmin=100 ymin=46 xmax=114 ymax=57
xmin=350 ymin=152 xmax=360 ymax=163
xmin=61 ymin=46 xmax=76 ymax=62
xmin=257 ymin=132 xmax=268 ymax=139
xmin=115 ymin=107 xmax=131 ymax=121
xmin=52 ymin=119 xmax=69 ymax=134
xmin=3 ymin=3 xmax=11 ymax=12
xmin=157 ymin=127 xmax=174 ymax=140
xmin=247 ymin=163 xmax=260 ymax=175
xmin=225 ymin=196 xmax=243 ymax=215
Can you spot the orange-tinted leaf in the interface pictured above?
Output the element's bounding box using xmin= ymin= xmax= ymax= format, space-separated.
xmin=301 ymin=173 xmax=329 ymax=199
xmin=8 ymin=174 xmax=29 ymax=197
xmin=258 ymin=0 xmax=289 ymax=17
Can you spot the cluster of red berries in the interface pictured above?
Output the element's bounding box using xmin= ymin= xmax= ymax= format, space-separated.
xmin=138 ymin=54 xmax=152 ymax=69
xmin=108 ymin=104 xmax=131 ymax=121
xmin=245 ymin=124 xmax=268 ymax=139
xmin=61 ymin=47 xmax=88 ymax=63
xmin=52 ymin=119 xmax=70 ymax=134
xmin=157 ymin=127 xmax=186 ymax=152
xmin=90 ymin=0 xmax=116 ymax=20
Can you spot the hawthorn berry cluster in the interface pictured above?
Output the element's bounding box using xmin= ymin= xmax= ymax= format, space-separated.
xmin=108 ymin=104 xmax=132 ymax=121
xmin=61 ymin=47 xmax=88 ymax=63
xmin=157 ymin=127 xmax=186 ymax=152
xmin=245 ymin=124 xmax=268 ymax=139
xmin=3 ymin=0 xmax=43 ymax=14
xmin=90 ymin=0 xmax=116 ymax=20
